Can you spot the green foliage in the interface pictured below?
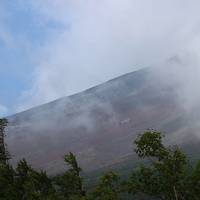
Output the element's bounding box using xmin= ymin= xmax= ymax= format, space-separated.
xmin=13 ymin=158 xmax=56 ymax=199
xmin=89 ymin=171 xmax=121 ymax=200
xmin=0 ymin=118 xmax=10 ymax=164
xmin=0 ymin=163 xmax=17 ymax=200
xmin=134 ymin=130 xmax=167 ymax=159
xmin=127 ymin=130 xmax=198 ymax=199
xmin=0 ymin=118 xmax=8 ymax=131
xmin=55 ymin=152 xmax=86 ymax=199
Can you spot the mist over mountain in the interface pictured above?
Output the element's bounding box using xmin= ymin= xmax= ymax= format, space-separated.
xmin=6 ymin=64 xmax=200 ymax=174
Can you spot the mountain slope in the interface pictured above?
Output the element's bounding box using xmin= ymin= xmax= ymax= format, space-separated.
xmin=6 ymin=67 xmax=200 ymax=174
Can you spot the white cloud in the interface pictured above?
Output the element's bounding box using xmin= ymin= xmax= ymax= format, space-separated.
xmin=17 ymin=0 xmax=200 ymax=111
xmin=0 ymin=104 xmax=8 ymax=117
xmin=0 ymin=4 xmax=14 ymax=48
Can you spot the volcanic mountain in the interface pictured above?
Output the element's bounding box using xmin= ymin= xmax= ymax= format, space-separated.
xmin=6 ymin=66 xmax=200 ymax=174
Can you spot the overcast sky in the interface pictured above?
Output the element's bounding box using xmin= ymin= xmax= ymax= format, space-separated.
xmin=1 ymin=0 xmax=200 ymax=116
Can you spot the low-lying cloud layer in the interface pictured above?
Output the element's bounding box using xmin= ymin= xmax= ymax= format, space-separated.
xmin=16 ymin=0 xmax=200 ymax=112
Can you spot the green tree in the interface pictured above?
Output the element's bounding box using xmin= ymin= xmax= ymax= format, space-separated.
xmin=55 ymin=152 xmax=86 ymax=199
xmin=89 ymin=171 xmax=121 ymax=200
xmin=0 ymin=118 xmax=10 ymax=164
xmin=127 ymin=130 xmax=188 ymax=200
xmin=14 ymin=158 xmax=33 ymax=199
xmin=0 ymin=118 xmax=17 ymax=200
xmin=0 ymin=163 xmax=17 ymax=200
xmin=183 ymin=160 xmax=200 ymax=200
xmin=15 ymin=158 xmax=56 ymax=200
